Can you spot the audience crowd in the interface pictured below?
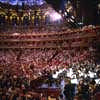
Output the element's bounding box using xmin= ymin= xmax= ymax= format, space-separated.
xmin=0 ymin=2 xmax=100 ymax=100
xmin=0 ymin=17 xmax=100 ymax=100
xmin=0 ymin=48 xmax=100 ymax=100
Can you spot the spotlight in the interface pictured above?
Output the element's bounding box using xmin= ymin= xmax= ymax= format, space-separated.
xmin=50 ymin=11 xmax=62 ymax=22
xmin=45 ymin=8 xmax=62 ymax=23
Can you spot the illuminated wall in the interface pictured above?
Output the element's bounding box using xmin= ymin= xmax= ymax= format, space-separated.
xmin=0 ymin=0 xmax=45 ymax=6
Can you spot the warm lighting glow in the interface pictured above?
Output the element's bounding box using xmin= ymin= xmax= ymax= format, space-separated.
xmin=45 ymin=7 xmax=62 ymax=22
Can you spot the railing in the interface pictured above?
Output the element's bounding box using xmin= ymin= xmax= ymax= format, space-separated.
xmin=0 ymin=32 xmax=97 ymax=41
xmin=0 ymin=25 xmax=100 ymax=36
xmin=0 ymin=26 xmax=99 ymax=49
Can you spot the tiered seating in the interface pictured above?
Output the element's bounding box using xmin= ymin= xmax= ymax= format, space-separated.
xmin=35 ymin=88 xmax=61 ymax=100
xmin=0 ymin=26 xmax=99 ymax=49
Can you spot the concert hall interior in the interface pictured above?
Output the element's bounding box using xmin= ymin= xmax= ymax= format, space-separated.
xmin=0 ymin=0 xmax=100 ymax=100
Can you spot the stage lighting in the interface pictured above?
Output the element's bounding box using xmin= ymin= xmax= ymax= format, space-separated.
xmin=0 ymin=0 xmax=7 ymax=3
xmin=45 ymin=8 xmax=62 ymax=23
xmin=50 ymin=12 xmax=62 ymax=22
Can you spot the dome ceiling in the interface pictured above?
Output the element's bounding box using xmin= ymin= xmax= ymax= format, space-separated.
xmin=0 ymin=0 xmax=45 ymax=6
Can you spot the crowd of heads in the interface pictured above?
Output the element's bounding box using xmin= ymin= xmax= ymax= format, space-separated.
xmin=0 ymin=48 xmax=100 ymax=81
xmin=0 ymin=20 xmax=100 ymax=100
xmin=0 ymin=49 xmax=94 ymax=78
xmin=0 ymin=48 xmax=100 ymax=100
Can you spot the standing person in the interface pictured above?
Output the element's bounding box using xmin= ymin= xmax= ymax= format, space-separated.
xmin=63 ymin=79 xmax=74 ymax=100
xmin=78 ymin=80 xmax=89 ymax=100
